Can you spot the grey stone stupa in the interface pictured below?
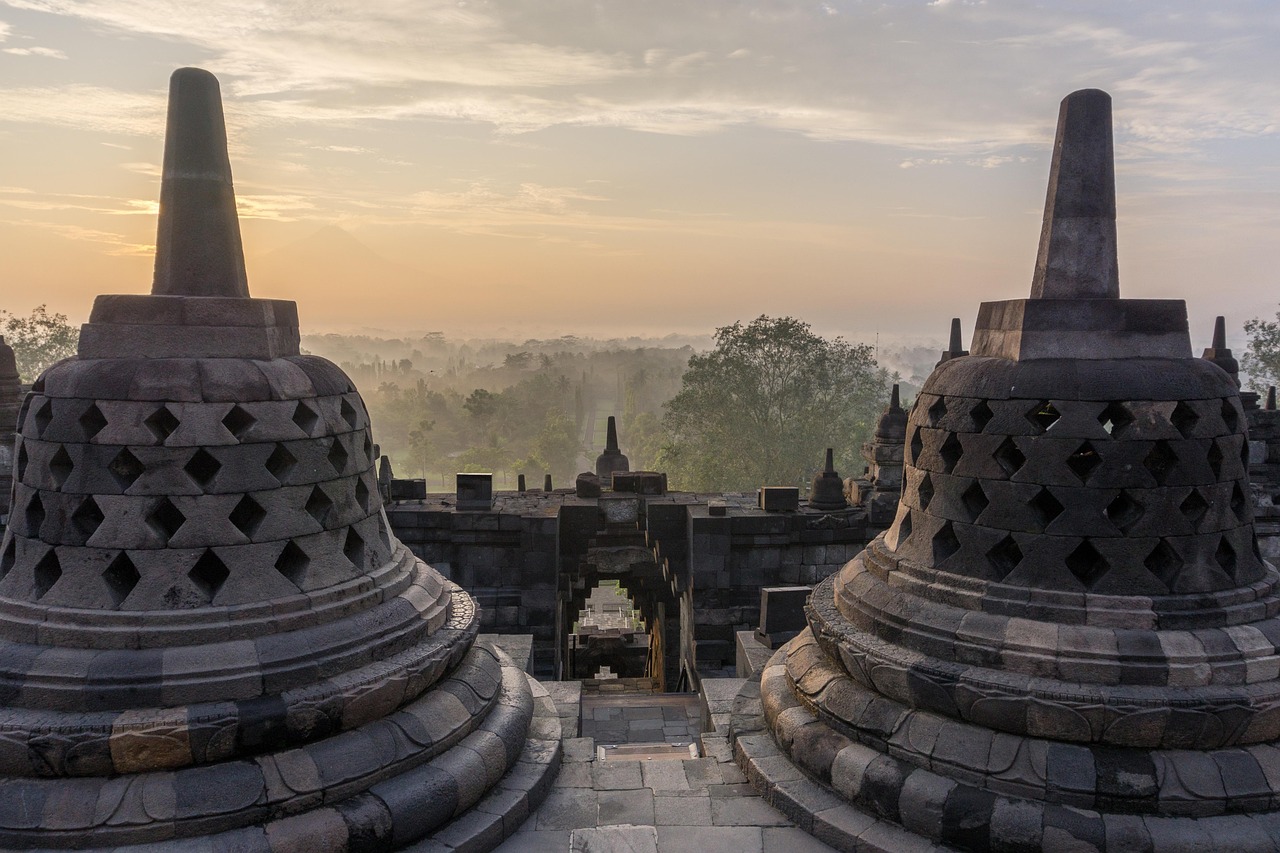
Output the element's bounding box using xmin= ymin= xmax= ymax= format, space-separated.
xmin=0 ymin=68 xmax=559 ymax=851
xmin=732 ymin=88 xmax=1280 ymax=851
xmin=0 ymin=335 xmax=20 ymax=522
xmin=595 ymin=415 xmax=629 ymax=482
xmin=809 ymin=448 xmax=849 ymax=511
xmin=856 ymin=383 xmax=908 ymax=526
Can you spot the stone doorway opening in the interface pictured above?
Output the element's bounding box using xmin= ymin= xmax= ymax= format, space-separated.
xmin=557 ymin=540 xmax=681 ymax=690
xmin=566 ymin=579 xmax=651 ymax=680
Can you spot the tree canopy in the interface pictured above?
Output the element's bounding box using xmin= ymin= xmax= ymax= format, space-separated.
xmin=1 ymin=305 xmax=79 ymax=383
xmin=660 ymin=315 xmax=888 ymax=492
xmin=1244 ymin=312 xmax=1280 ymax=393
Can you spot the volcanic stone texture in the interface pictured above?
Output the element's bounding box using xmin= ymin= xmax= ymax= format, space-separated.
xmin=891 ymin=355 xmax=1263 ymax=601
xmin=3 ymin=357 xmax=388 ymax=620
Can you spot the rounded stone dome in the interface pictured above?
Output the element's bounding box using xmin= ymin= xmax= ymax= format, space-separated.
xmin=886 ymin=354 xmax=1262 ymax=602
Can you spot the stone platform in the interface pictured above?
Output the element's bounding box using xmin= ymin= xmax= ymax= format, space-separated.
xmin=493 ymin=680 xmax=840 ymax=853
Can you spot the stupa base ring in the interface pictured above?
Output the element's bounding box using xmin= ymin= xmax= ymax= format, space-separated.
xmin=0 ymin=643 xmax=561 ymax=852
xmin=731 ymin=634 xmax=1280 ymax=852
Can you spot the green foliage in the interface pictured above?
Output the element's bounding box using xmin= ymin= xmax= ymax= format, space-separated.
xmin=1244 ymin=312 xmax=1280 ymax=393
xmin=1 ymin=305 xmax=79 ymax=383
xmin=661 ymin=315 xmax=888 ymax=492
xmin=306 ymin=332 xmax=691 ymax=488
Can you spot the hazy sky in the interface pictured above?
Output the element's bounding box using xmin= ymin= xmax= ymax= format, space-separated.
xmin=1 ymin=1 xmax=1278 ymax=345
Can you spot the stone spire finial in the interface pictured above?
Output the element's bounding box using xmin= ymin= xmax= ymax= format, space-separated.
xmin=544 ymin=473 xmax=553 ymax=491
xmin=606 ymin=415 xmax=620 ymax=452
xmin=1268 ymin=387 xmax=1277 ymax=411
xmin=824 ymin=447 xmax=835 ymax=473
xmin=1029 ymin=88 xmax=1118 ymax=300
xmin=937 ymin=317 xmax=969 ymax=365
xmin=889 ymin=383 xmax=901 ymax=411
xmin=1213 ymin=315 xmax=1228 ymax=349
xmin=152 ymin=67 xmax=249 ymax=298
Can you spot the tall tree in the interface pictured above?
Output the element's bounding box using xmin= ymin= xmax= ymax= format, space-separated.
xmin=661 ymin=315 xmax=888 ymax=492
xmin=0 ymin=305 xmax=79 ymax=383
xmin=1244 ymin=312 xmax=1280 ymax=393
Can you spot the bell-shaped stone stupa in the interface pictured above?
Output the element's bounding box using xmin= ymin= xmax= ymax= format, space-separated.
xmin=809 ymin=448 xmax=848 ymax=511
xmin=733 ymin=89 xmax=1280 ymax=851
xmin=0 ymin=335 xmax=20 ymax=520
xmin=0 ymin=68 xmax=558 ymax=851
xmin=595 ymin=415 xmax=630 ymax=481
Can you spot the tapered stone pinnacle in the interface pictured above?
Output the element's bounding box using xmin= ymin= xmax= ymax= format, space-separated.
xmin=1030 ymin=88 xmax=1119 ymax=300
xmin=544 ymin=474 xmax=553 ymax=491
xmin=1213 ymin=315 xmax=1228 ymax=350
xmin=606 ymin=416 xmax=620 ymax=452
xmin=152 ymin=67 xmax=249 ymax=298
xmin=938 ymin=318 xmax=969 ymax=365
xmin=824 ymin=448 xmax=835 ymax=474
xmin=1268 ymin=387 xmax=1277 ymax=411
xmin=889 ymin=383 xmax=901 ymax=411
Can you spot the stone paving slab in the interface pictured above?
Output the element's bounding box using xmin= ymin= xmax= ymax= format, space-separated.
xmin=571 ymin=824 xmax=660 ymax=852
xmin=580 ymin=692 xmax=703 ymax=745
xmin=493 ymin=695 xmax=838 ymax=853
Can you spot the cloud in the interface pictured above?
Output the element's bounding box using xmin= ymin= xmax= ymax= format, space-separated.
xmin=0 ymin=0 xmax=1276 ymax=193
xmin=0 ymin=84 xmax=163 ymax=135
xmin=0 ymin=186 xmax=155 ymax=216
xmin=3 ymin=45 xmax=65 ymax=58
xmin=0 ymin=216 xmax=153 ymax=255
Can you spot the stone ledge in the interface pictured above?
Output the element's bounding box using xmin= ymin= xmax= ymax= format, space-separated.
xmin=0 ymin=652 xmax=559 ymax=852
xmin=738 ymin=638 xmax=1280 ymax=851
xmin=810 ymin=566 xmax=1280 ymax=749
xmin=971 ymin=299 xmax=1190 ymax=361
xmin=729 ymin=667 xmax=954 ymax=853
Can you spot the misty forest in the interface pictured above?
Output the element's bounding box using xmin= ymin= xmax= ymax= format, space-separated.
xmin=3 ymin=305 xmax=954 ymax=492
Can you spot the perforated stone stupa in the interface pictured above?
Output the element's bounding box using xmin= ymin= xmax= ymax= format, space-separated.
xmin=732 ymin=89 xmax=1280 ymax=851
xmin=0 ymin=68 xmax=558 ymax=851
xmin=0 ymin=335 xmax=19 ymax=522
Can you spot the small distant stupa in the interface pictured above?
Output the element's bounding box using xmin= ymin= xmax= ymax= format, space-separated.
xmin=595 ymin=414 xmax=630 ymax=481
